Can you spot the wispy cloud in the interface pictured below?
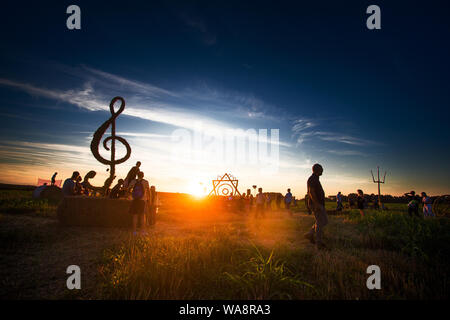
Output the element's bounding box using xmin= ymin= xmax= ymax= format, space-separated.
xmin=0 ymin=78 xmax=106 ymax=111
xmin=291 ymin=119 xmax=318 ymax=145
xmin=0 ymin=70 xmax=289 ymax=148
xmin=83 ymin=67 xmax=177 ymax=98
xmin=181 ymin=83 xmax=280 ymax=121
xmin=0 ymin=141 xmax=92 ymax=170
xmin=292 ymin=119 xmax=316 ymax=135
xmin=327 ymin=149 xmax=368 ymax=157
xmin=65 ymin=65 xmax=279 ymax=122
xmin=314 ymin=132 xmax=379 ymax=146
xmin=291 ymin=118 xmax=379 ymax=149
xmin=14 ymin=141 xmax=89 ymax=154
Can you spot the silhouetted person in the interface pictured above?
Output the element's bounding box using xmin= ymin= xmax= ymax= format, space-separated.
xmin=421 ymin=192 xmax=434 ymax=217
xmin=124 ymin=161 xmax=141 ymax=189
xmin=405 ymin=191 xmax=420 ymax=218
xmin=130 ymin=171 xmax=150 ymax=234
xmin=255 ymin=187 xmax=265 ymax=218
xmin=348 ymin=197 xmax=355 ymax=209
xmin=276 ymin=194 xmax=282 ymax=210
xmin=147 ymin=185 xmax=158 ymax=226
xmin=373 ymin=200 xmax=380 ymax=210
xmin=285 ymin=188 xmax=293 ymax=216
xmin=62 ymin=171 xmax=80 ymax=196
xmin=304 ymin=164 xmax=328 ymax=250
xmin=239 ymin=193 xmax=244 ymax=212
xmin=246 ymin=189 xmax=253 ymax=212
xmin=357 ymin=189 xmax=365 ymax=217
xmin=336 ymin=191 xmax=343 ymax=211
xmin=110 ymin=179 xmax=125 ymax=199
xmin=51 ymin=172 xmax=58 ymax=186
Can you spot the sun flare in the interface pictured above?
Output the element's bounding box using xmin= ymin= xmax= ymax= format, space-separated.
xmin=188 ymin=181 xmax=208 ymax=198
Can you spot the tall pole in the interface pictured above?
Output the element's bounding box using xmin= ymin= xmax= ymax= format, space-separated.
xmin=377 ymin=166 xmax=380 ymax=205
xmin=371 ymin=166 xmax=386 ymax=208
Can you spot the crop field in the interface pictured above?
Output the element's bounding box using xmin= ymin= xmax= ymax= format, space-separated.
xmin=0 ymin=189 xmax=449 ymax=300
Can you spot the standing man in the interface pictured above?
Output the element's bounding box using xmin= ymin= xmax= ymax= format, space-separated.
xmin=421 ymin=192 xmax=434 ymax=218
xmin=130 ymin=171 xmax=150 ymax=235
xmin=276 ymin=194 xmax=282 ymax=211
xmin=147 ymin=185 xmax=159 ymax=226
xmin=304 ymin=164 xmax=328 ymax=249
xmin=284 ymin=188 xmax=293 ymax=216
xmin=404 ymin=191 xmax=420 ymax=218
xmin=255 ymin=187 xmax=265 ymax=218
xmin=356 ymin=189 xmax=366 ymax=217
xmin=51 ymin=172 xmax=58 ymax=186
xmin=336 ymin=191 xmax=343 ymax=211
xmin=124 ymin=161 xmax=142 ymax=189
xmin=245 ymin=189 xmax=253 ymax=213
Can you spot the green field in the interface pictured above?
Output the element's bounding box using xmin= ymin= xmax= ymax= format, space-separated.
xmin=0 ymin=190 xmax=449 ymax=299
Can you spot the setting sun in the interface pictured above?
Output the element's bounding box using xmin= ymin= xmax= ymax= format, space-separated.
xmin=188 ymin=181 xmax=208 ymax=198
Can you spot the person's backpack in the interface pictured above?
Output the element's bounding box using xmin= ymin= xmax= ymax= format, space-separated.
xmin=132 ymin=180 xmax=144 ymax=200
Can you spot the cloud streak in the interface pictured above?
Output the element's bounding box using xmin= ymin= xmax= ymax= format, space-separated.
xmin=83 ymin=67 xmax=177 ymax=98
xmin=0 ymin=71 xmax=290 ymax=148
xmin=291 ymin=118 xmax=379 ymax=149
xmin=327 ymin=149 xmax=368 ymax=157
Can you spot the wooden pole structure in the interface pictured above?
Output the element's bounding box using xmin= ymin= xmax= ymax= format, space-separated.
xmin=371 ymin=166 xmax=386 ymax=208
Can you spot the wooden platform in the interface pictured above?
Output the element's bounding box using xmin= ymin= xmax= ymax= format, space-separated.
xmin=57 ymin=196 xmax=142 ymax=227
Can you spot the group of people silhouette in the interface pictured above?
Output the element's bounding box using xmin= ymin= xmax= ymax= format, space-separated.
xmin=58 ymin=161 xmax=436 ymax=243
xmin=404 ymin=191 xmax=434 ymax=218
xmin=334 ymin=189 xmax=370 ymax=217
xmin=61 ymin=161 xmax=159 ymax=234
xmin=304 ymin=164 xmax=436 ymax=250
xmin=222 ymin=187 xmax=295 ymax=218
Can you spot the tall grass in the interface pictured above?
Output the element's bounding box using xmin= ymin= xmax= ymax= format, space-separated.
xmin=97 ymin=208 xmax=450 ymax=300
xmin=99 ymin=232 xmax=313 ymax=300
xmin=349 ymin=210 xmax=450 ymax=263
xmin=224 ymin=243 xmax=315 ymax=299
xmin=0 ymin=196 xmax=56 ymax=216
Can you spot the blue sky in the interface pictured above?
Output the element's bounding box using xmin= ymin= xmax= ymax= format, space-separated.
xmin=0 ymin=0 xmax=449 ymax=196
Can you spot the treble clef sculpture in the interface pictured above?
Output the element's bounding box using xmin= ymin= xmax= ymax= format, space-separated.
xmin=90 ymin=97 xmax=132 ymax=179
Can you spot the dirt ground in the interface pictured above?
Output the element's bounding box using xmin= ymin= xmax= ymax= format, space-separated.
xmin=0 ymin=209 xmax=315 ymax=299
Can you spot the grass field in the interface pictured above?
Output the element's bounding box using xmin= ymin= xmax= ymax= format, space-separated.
xmin=0 ymin=190 xmax=449 ymax=300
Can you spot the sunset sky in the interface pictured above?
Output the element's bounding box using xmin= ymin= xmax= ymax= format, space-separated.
xmin=0 ymin=1 xmax=449 ymax=197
